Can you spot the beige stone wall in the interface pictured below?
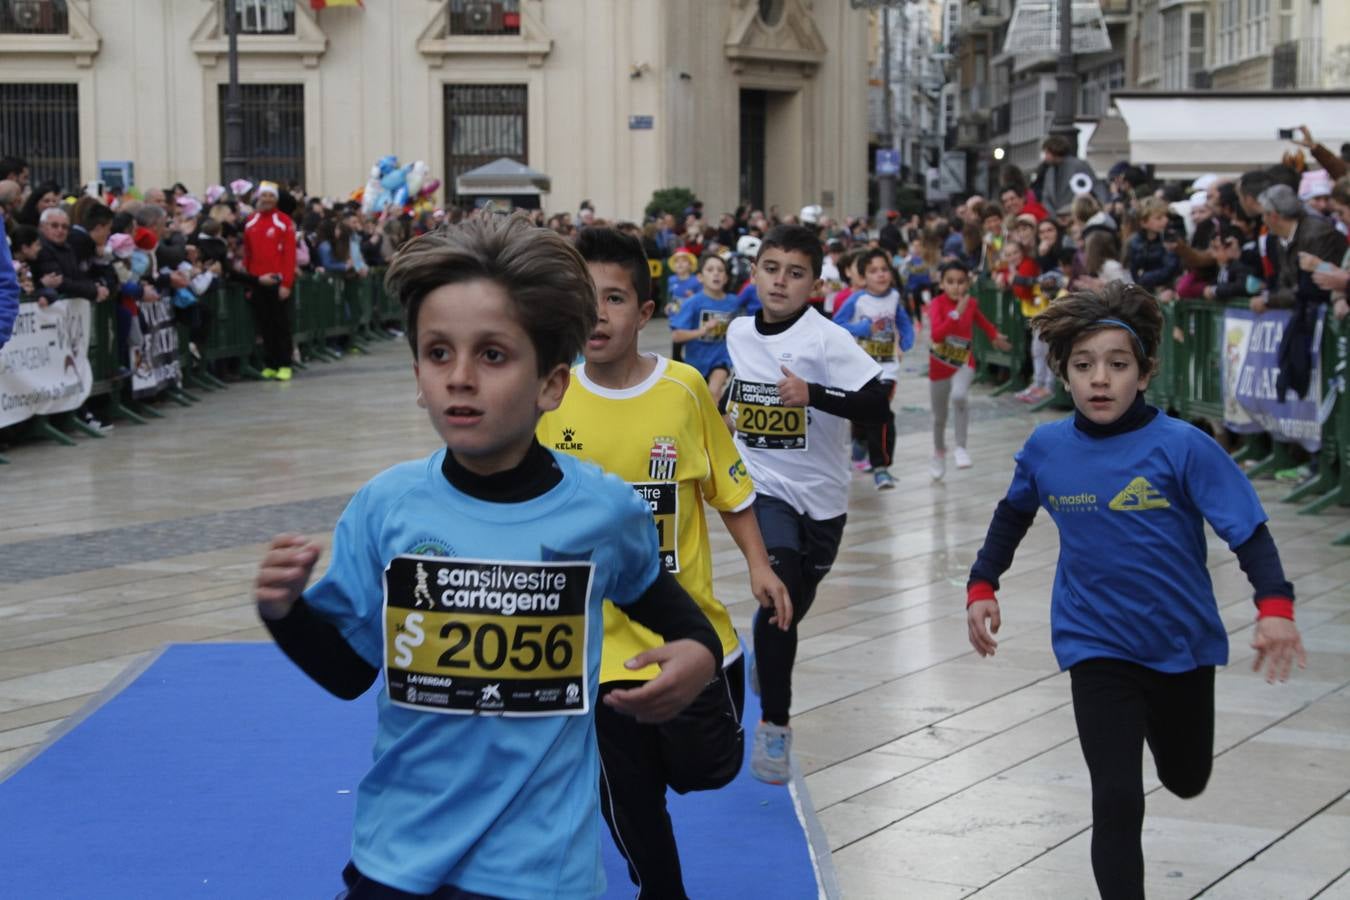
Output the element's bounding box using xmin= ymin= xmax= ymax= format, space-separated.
xmin=1209 ymin=56 xmax=1271 ymax=90
xmin=0 ymin=0 xmax=868 ymax=221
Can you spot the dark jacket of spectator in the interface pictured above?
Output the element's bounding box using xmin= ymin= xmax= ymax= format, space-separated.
xmin=1210 ymin=259 xmax=1257 ymax=302
xmin=33 ymin=237 xmax=100 ymax=300
xmin=1269 ymin=213 xmax=1346 ymax=309
xmin=1127 ymin=232 xmax=1181 ymax=289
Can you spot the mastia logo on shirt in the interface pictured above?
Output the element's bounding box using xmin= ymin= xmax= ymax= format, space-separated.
xmin=1047 ymin=492 xmax=1098 ymax=513
xmin=1108 ymin=476 xmax=1171 ymax=511
xmin=555 ymin=427 xmax=584 ymax=451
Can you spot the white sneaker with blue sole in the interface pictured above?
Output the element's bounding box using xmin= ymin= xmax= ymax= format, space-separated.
xmin=751 ymin=722 xmax=792 ymax=784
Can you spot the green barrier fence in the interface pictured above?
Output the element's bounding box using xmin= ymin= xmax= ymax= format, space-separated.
xmin=971 ymin=277 xmax=1029 ymax=395
xmin=6 ymin=280 xmax=1349 ymax=542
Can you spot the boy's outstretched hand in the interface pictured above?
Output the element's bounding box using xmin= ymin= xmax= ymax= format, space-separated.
xmin=967 ymin=599 xmax=1001 ymax=657
xmin=1251 ymin=617 xmax=1307 ymax=684
xmin=255 ymin=533 xmax=322 ymax=620
xmin=603 ymin=640 xmax=717 ymax=723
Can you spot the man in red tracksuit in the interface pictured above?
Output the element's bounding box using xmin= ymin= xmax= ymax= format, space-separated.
xmin=243 ymin=181 xmax=298 ymax=380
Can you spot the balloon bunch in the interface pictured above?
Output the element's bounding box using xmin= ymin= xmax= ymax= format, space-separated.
xmin=358 ymin=156 xmax=441 ymax=214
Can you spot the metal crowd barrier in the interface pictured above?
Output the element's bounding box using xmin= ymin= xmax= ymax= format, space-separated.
xmin=971 ymin=277 xmax=1031 ymax=396
xmin=1 ymin=268 xmax=400 ymax=459
xmin=967 ymin=282 xmax=1348 ymax=542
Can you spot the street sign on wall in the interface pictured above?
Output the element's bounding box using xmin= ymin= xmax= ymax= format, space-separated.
xmin=939 ymin=151 xmax=965 ymax=195
xmin=875 ymin=149 xmax=900 ymax=176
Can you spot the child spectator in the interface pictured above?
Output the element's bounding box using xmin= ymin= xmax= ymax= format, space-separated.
xmin=833 ymin=247 xmax=915 ymax=489
xmin=1080 ymin=231 xmax=1130 ymax=290
xmin=928 ymin=260 xmax=1011 ymax=479
xmin=253 ymin=214 xmax=719 ymax=899
xmin=979 ymin=203 xmax=1005 ymax=272
xmin=996 ymin=241 xmax=1052 ymax=404
xmin=10 ymin=224 xmax=57 ymax=303
xmin=1127 ymin=198 xmax=1181 ymax=296
xmin=1036 ymin=219 xmax=1066 ymax=273
xmin=538 ymin=227 xmax=788 ymax=897
xmin=1009 ymin=213 xmax=1038 ymax=255
xmin=904 ymin=231 xmax=938 ymax=308
xmin=669 ymin=252 xmax=741 ymax=402
xmin=966 ymin=282 xmax=1304 ymax=900
xmin=1203 ymin=224 xmax=1260 ymax=302
xmin=665 ymin=248 xmax=700 ymax=361
xmin=829 ymin=249 xmax=864 ymax=315
xmin=725 ymin=225 xmax=891 ymax=783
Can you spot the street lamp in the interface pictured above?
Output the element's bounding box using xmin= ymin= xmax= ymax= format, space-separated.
xmin=850 ymin=0 xmax=915 ymax=220
xmin=222 ymin=0 xmax=246 ymax=184
xmin=1049 ymin=0 xmax=1078 ymax=148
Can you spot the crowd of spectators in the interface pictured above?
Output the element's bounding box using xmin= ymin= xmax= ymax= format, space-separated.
xmin=2 ymin=125 xmax=1348 ymax=452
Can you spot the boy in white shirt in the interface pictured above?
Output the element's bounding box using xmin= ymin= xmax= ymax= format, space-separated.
xmin=725 ymin=225 xmax=891 ymax=783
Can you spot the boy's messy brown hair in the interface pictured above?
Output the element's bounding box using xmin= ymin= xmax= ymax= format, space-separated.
xmin=385 ymin=213 xmax=596 ymax=376
xmin=1031 ymin=281 xmax=1163 ymax=379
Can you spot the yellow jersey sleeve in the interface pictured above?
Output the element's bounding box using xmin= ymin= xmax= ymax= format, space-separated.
xmin=690 ymin=369 xmax=755 ymax=513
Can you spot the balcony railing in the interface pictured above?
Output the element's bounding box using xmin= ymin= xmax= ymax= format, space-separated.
xmin=1271 ymin=37 xmax=1323 ymax=90
xmin=959 ymin=0 xmax=1011 ymax=33
xmin=962 ymin=83 xmax=990 ymax=114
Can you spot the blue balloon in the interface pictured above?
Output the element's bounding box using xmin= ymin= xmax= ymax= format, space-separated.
xmin=392 ymin=186 xmax=408 ymax=207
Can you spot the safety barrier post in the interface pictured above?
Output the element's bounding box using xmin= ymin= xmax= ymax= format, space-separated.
xmin=972 ymin=280 xmax=1026 ymax=394
xmin=198 ymin=283 xmax=263 ymax=381
xmin=341 ymin=277 xmax=372 ymax=352
xmin=1292 ymin=314 xmax=1347 ymax=513
xmin=298 ymin=276 xmax=340 ymax=362
xmin=1144 ymin=300 xmax=1177 ymax=412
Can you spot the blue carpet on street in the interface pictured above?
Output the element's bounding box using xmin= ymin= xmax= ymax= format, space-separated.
xmin=0 ymin=642 xmax=821 ymax=898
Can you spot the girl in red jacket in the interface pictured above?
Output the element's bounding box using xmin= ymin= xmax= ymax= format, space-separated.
xmin=928 ymin=260 xmax=1010 ymax=479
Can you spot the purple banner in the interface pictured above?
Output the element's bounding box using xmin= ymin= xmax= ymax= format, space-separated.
xmin=1221 ymin=306 xmax=1326 ymax=452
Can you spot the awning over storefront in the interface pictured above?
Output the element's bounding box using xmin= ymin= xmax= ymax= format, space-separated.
xmin=1111 ymin=91 xmax=1350 ymax=180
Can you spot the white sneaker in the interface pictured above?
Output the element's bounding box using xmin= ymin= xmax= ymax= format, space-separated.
xmin=930 ymin=452 xmax=946 ymax=480
xmin=954 ymin=447 xmax=973 ymax=469
xmin=751 ymin=722 xmax=793 ymax=784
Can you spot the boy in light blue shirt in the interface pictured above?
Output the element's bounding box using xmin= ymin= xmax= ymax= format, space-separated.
xmin=253 ymin=215 xmax=720 ymax=899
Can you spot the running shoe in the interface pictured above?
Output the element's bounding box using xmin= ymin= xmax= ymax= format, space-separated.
xmin=1274 ymin=464 xmax=1313 ymax=483
xmin=260 ymin=368 xmax=278 ymax=379
xmin=751 ymin=722 xmax=792 ymax=784
xmin=954 ymin=447 xmax=973 ymax=469
xmin=78 ymin=410 xmax=114 ymax=433
xmin=930 ymin=452 xmax=946 ymax=481
xmin=851 ymin=440 xmax=870 ymax=472
xmin=873 ymin=469 xmax=896 ymax=490
xmin=275 ymin=367 xmax=294 ymax=382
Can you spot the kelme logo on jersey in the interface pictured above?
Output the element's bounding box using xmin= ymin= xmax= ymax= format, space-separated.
xmin=1109 ymin=476 xmax=1171 ymax=511
xmin=649 ymin=436 xmax=678 ymax=480
xmin=555 ymin=427 xmax=584 ymax=451
xmin=1047 ymin=492 xmax=1098 ymax=513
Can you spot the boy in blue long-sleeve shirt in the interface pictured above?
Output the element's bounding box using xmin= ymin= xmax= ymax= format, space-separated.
xmin=833 ymin=247 xmax=913 ymax=489
xmin=0 ymin=214 xmax=19 ymax=349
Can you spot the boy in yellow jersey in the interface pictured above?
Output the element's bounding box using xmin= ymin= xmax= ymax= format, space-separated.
xmin=539 ymin=228 xmax=791 ymax=900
